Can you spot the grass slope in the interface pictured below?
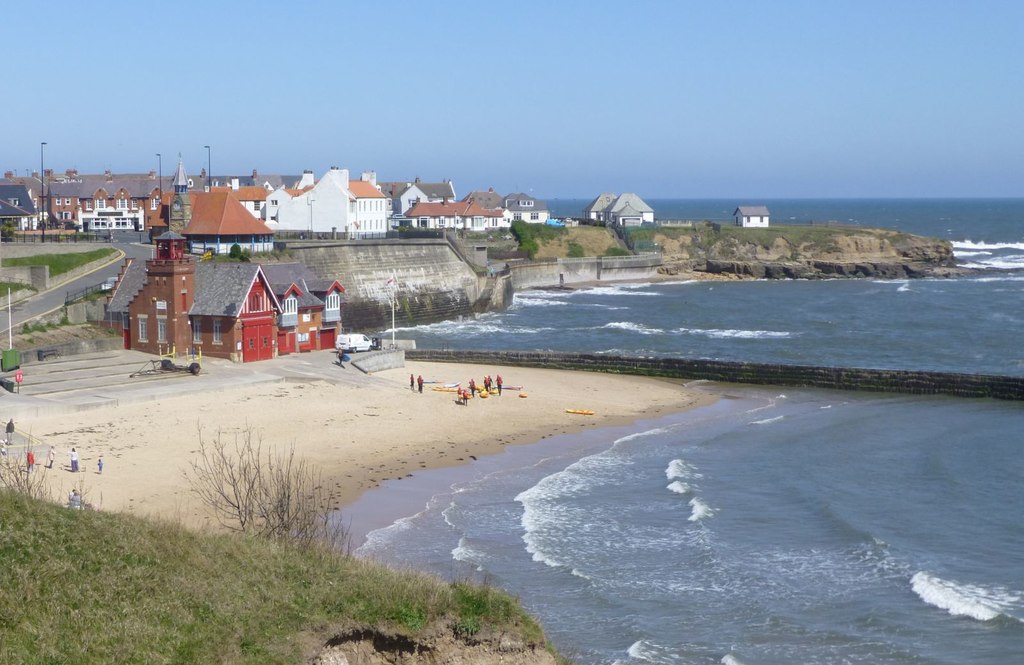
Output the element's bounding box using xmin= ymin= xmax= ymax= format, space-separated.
xmin=0 ymin=491 xmax=553 ymax=664
xmin=2 ymin=248 xmax=117 ymax=277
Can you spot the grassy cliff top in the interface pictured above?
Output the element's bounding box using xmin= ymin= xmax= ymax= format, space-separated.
xmin=0 ymin=491 xmax=554 ymax=664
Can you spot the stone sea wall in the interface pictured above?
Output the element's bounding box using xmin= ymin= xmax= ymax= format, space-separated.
xmin=509 ymin=255 xmax=660 ymax=290
xmin=406 ymin=350 xmax=1024 ymax=401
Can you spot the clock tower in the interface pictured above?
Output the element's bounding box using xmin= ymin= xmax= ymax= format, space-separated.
xmin=169 ymin=158 xmax=192 ymax=234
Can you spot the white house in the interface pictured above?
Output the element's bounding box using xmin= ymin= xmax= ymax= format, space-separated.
xmin=583 ymin=192 xmax=654 ymax=226
xmin=378 ymin=178 xmax=457 ymax=219
xmin=405 ymin=200 xmax=504 ymax=231
xmin=734 ymin=206 xmax=770 ymax=228
xmin=503 ymin=192 xmax=549 ymax=225
xmin=348 ymin=172 xmax=389 ymax=236
xmin=264 ymin=168 xmax=350 ymax=235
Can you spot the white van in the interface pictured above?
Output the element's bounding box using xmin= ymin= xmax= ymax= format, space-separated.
xmin=335 ymin=333 xmax=373 ymax=353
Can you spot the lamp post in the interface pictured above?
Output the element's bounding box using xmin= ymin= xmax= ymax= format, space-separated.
xmin=39 ymin=142 xmax=47 ymax=242
xmin=204 ymin=145 xmax=211 ymax=192
xmin=307 ymin=197 xmax=315 ymax=237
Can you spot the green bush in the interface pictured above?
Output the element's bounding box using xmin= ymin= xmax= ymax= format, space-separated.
xmin=566 ymin=242 xmax=585 ymax=258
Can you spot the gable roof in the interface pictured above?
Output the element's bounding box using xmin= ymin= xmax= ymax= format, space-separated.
xmin=190 ymin=262 xmax=280 ymax=317
xmin=378 ymin=180 xmax=454 ymax=200
xmin=735 ymin=206 xmax=770 ymax=216
xmin=0 ymin=184 xmax=36 ymax=216
xmin=261 ymin=262 xmax=341 ymax=306
xmin=609 ymin=193 xmax=652 ymax=214
xmin=584 ymin=192 xmax=616 ymax=213
xmin=49 ymin=174 xmax=166 ymax=199
xmin=183 ymin=192 xmax=274 ymax=236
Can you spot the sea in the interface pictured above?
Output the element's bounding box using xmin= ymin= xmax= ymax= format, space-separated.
xmin=352 ymin=199 xmax=1024 ymax=664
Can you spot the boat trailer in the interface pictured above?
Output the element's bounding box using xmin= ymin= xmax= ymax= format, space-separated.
xmin=130 ymin=358 xmax=202 ymax=378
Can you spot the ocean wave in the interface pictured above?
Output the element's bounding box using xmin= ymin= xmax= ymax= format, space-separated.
xmin=722 ymin=655 xmax=747 ymax=665
xmin=451 ymin=537 xmax=485 ymax=570
xmin=615 ymin=427 xmax=670 ymax=444
xmin=750 ymin=415 xmax=785 ymax=425
xmin=665 ymin=459 xmax=701 ymax=480
xmin=602 ymin=321 xmax=665 ymax=335
xmin=910 ymin=571 xmax=1023 ymax=623
xmin=959 ymin=255 xmax=1024 ymax=270
xmin=951 ymin=250 xmax=993 ymax=258
xmin=511 ymin=295 xmax=570 ymax=308
xmin=575 ymin=283 xmax=661 ymax=297
xmin=667 ymin=480 xmax=691 ymax=494
xmin=394 ymin=317 xmax=557 ymax=336
xmin=623 ymin=639 xmax=676 ymax=664
xmin=677 ymin=327 xmax=792 ymax=339
xmin=952 ymin=240 xmax=1024 ymax=251
xmin=688 ymin=497 xmax=716 ymax=521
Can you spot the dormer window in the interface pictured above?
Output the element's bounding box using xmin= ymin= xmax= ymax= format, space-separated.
xmin=284 ymin=295 xmax=298 ymax=314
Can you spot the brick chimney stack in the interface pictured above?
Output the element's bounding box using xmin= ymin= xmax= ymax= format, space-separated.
xmin=104 ymin=169 xmax=113 ymax=181
xmin=3 ymin=170 xmax=12 ymax=179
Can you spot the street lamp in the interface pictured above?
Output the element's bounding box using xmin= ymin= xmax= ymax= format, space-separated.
xmin=204 ymin=145 xmax=211 ymax=192
xmin=39 ymin=142 xmax=47 ymax=242
xmin=307 ymin=197 xmax=315 ymax=237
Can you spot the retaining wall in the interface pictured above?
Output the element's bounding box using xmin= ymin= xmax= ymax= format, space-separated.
xmin=406 ymin=350 xmax=1024 ymax=401
xmin=509 ymin=255 xmax=660 ymax=290
xmin=350 ymin=348 xmax=405 ymax=374
xmin=284 ymin=239 xmax=479 ymax=332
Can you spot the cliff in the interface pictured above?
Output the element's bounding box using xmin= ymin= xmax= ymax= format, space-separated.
xmin=650 ymin=223 xmax=962 ymax=279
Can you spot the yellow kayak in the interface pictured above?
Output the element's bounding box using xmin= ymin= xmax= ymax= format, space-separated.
xmin=565 ymin=409 xmax=595 ymax=416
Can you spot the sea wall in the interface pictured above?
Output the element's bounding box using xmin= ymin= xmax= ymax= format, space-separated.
xmin=509 ymin=255 xmax=660 ymax=289
xmin=283 ymin=239 xmax=481 ymax=332
xmin=406 ymin=350 xmax=1024 ymax=401
xmin=350 ymin=348 xmax=405 ymax=374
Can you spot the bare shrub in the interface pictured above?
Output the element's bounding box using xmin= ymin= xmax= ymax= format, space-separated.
xmin=186 ymin=427 xmax=347 ymax=550
xmin=0 ymin=447 xmax=52 ymax=502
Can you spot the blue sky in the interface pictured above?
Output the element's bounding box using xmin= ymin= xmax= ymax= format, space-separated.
xmin=5 ymin=0 xmax=1022 ymax=198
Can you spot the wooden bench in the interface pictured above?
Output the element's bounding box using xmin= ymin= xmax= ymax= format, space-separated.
xmin=37 ymin=348 xmax=62 ymax=361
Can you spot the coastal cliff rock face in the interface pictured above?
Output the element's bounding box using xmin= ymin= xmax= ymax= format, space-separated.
xmin=310 ymin=627 xmax=557 ymax=665
xmin=656 ymin=225 xmax=957 ymax=279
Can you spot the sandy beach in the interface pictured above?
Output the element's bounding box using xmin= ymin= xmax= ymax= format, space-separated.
xmin=25 ymin=358 xmax=715 ymax=530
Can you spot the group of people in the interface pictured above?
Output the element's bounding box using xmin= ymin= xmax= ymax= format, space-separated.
xmin=410 ymin=374 xmax=425 ymax=393
xmin=408 ymin=372 xmax=507 ymax=404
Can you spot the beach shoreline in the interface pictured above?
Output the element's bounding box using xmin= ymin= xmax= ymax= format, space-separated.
xmin=24 ymin=356 xmax=716 ymax=532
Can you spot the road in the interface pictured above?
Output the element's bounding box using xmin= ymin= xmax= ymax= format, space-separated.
xmin=8 ymin=230 xmax=154 ymax=328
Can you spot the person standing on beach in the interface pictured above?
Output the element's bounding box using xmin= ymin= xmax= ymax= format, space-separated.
xmin=4 ymin=418 xmax=13 ymax=445
xmin=97 ymin=455 xmax=104 ymax=474
xmin=70 ymin=448 xmax=79 ymax=473
xmin=496 ymin=374 xmax=503 ymax=396
xmin=469 ymin=378 xmax=476 ymax=397
xmin=417 ymin=375 xmax=424 ymax=393
xmin=26 ymin=450 xmax=35 ymax=473
xmin=410 ymin=374 xmax=415 ymax=391
xmin=47 ymin=447 xmax=55 ymax=469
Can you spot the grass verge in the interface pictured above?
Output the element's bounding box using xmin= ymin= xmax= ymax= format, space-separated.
xmin=2 ymin=248 xmax=118 ymax=277
xmin=0 ymin=491 xmax=556 ymax=664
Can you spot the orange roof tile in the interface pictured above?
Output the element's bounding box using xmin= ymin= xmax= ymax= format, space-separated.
xmin=183 ymin=192 xmax=274 ymax=236
xmin=233 ymin=186 xmax=269 ymax=201
xmin=348 ymin=180 xmax=385 ymax=198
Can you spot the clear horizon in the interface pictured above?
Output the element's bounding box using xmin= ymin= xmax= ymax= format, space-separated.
xmin=6 ymin=1 xmax=1022 ymax=200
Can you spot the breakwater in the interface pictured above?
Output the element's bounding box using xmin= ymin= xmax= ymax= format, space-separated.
xmin=406 ymin=350 xmax=1024 ymax=401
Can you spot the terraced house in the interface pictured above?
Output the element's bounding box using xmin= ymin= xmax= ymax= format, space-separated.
xmin=48 ymin=169 xmax=166 ymax=232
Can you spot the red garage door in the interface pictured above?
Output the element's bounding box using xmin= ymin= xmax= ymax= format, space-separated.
xmin=319 ymin=328 xmax=336 ymax=350
xmin=242 ymin=323 xmax=275 ymax=362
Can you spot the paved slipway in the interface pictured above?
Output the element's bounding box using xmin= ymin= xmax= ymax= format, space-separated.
xmin=2 ymin=348 xmax=376 ymax=419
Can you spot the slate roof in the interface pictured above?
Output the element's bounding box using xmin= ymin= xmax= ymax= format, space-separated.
xmin=261 ymin=263 xmax=334 ymax=308
xmin=378 ymin=180 xmax=455 ymax=200
xmin=106 ymin=259 xmax=146 ymax=315
xmin=48 ymin=174 xmax=166 ymax=199
xmin=0 ymin=184 xmax=37 ymax=216
xmin=503 ymin=192 xmax=548 ymax=212
xmin=190 ymin=262 xmax=279 ymax=317
xmin=735 ymin=206 xmax=770 ymax=216
xmin=462 ymin=190 xmax=503 ymax=210
xmin=584 ymin=192 xmax=616 ymax=214
xmin=609 ymin=193 xmax=653 ymax=214
xmin=183 ymin=192 xmax=274 ymax=236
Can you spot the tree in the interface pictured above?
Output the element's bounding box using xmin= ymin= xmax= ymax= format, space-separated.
xmin=186 ymin=427 xmax=346 ymax=550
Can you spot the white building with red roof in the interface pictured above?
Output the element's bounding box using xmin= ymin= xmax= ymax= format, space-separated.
xmin=405 ymin=199 xmax=505 ymax=231
xmin=264 ymin=168 xmax=387 ymax=238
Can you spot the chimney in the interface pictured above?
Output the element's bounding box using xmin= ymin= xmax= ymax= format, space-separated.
xmin=414 ymin=176 xmax=421 ymax=184
xmin=231 ymin=177 xmax=239 ymax=190
xmin=45 ymin=169 xmax=54 ymax=178
xmin=200 ymin=168 xmax=207 ymax=179
xmin=361 ymin=171 xmax=377 ymax=186
xmin=148 ymin=170 xmax=156 ymax=178
xmin=252 ymin=168 xmax=258 ymax=178
xmin=66 ymin=168 xmax=79 ymax=178
xmin=104 ymin=169 xmax=112 ymax=180
xmin=488 ymin=187 xmax=494 ymax=192
xmin=3 ymin=171 xmax=12 ymax=180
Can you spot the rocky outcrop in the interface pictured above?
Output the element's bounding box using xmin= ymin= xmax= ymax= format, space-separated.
xmin=655 ymin=225 xmax=964 ymax=280
xmin=310 ymin=626 xmax=558 ymax=665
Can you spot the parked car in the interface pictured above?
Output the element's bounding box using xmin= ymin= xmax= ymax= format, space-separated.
xmin=100 ymin=277 xmax=117 ymax=291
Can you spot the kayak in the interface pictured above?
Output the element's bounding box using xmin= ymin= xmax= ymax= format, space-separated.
xmin=565 ymin=409 xmax=595 ymax=416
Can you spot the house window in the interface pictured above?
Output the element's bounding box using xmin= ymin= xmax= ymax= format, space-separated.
xmin=248 ymin=292 xmax=264 ymax=312
xmin=116 ymin=198 xmax=128 ymax=210
xmin=131 ymin=199 xmax=138 ymax=210
xmin=85 ymin=200 xmax=92 ymax=210
xmin=65 ymin=198 xmax=71 ymax=206
xmin=297 ymin=332 xmax=309 ymax=344
xmin=138 ymin=315 xmax=148 ymax=342
xmin=151 ymin=198 xmax=158 ymax=210
xmin=8 ymin=198 xmax=18 ymax=206
xmin=326 ymin=292 xmax=340 ymax=310
xmin=157 ymin=317 xmax=167 ymax=343
xmin=513 ymin=213 xmax=522 ymax=221
xmin=213 ymin=319 xmax=222 ymax=344
xmin=284 ymin=295 xmax=297 ymax=315
xmin=193 ymin=319 xmax=202 ymax=343
xmin=531 ymin=212 xmax=539 ymax=221
xmin=96 ymin=199 xmax=106 ymax=210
